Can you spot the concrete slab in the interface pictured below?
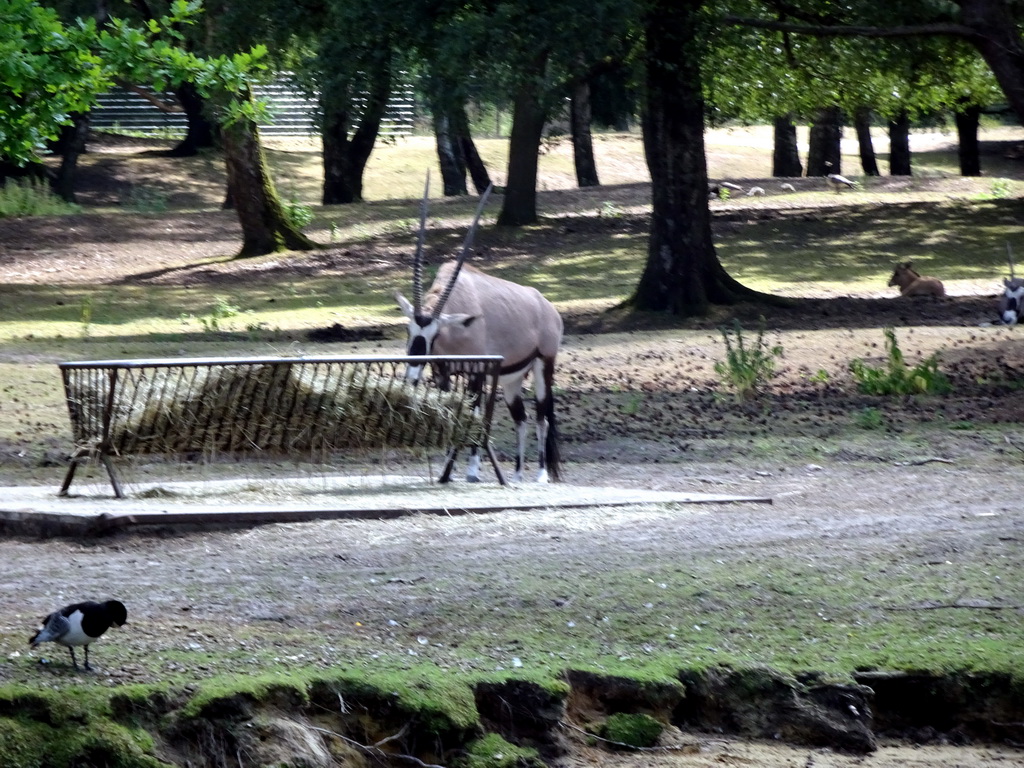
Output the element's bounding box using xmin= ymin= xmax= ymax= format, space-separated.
xmin=0 ymin=475 xmax=771 ymax=537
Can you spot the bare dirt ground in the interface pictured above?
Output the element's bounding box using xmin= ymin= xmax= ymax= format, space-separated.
xmin=0 ymin=135 xmax=1022 ymax=767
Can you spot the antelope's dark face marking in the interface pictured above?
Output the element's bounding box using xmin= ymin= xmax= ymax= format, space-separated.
xmin=402 ymin=312 xmax=439 ymax=381
xmin=395 ymin=293 xmax=476 ymax=382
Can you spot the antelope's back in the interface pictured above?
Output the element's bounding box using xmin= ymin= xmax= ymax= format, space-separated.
xmin=427 ymin=264 xmax=563 ymax=361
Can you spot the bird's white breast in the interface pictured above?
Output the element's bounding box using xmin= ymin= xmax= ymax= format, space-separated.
xmin=57 ymin=610 xmax=94 ymax=647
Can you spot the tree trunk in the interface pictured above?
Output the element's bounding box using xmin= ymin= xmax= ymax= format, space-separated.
xmin=453 ymin=104 xmax=492 ymax=194
xmin=434 ymin=110 xmax=468 ymax=196
xmin=888 ymin=110 xmax=912 ymax=176
xmin=630 ymin=0 xmax=768 ymax=316
xmin=570 ymin=78 xmax=600 ymax=187
xmin=772 ymin=114 xmax=802 ymax=177
xmin=497 ymin=62 xmax=548 ymax=227
xmin=321 ymin=64 xmax=392 ymax=205
xmin=52 ymin=113 xmax=90 ymax=203
xmin=958 ymin=0 xmax=1024 ymax=127
xmin=854 ymin=107 xmax=880 ymax=176
xmin=168 ymin=82 xmax=218 ymax=157
xmin=221 ymin=93 xmax=315 ymax=257
xmin=806 ymin=106 xmax=843 ymax=176
xmin=954 ymin=104 xmax=982 ymax=176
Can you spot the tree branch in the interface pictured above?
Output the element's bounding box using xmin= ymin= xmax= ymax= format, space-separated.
xmin=722 ymin=16 xmax=979 ymax=42
xmin=117 ymin=81 xmax=184 ymax=113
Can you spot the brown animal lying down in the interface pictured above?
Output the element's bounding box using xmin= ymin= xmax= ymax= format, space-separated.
xmin=888 ymin=262 xmax=946 ymax=297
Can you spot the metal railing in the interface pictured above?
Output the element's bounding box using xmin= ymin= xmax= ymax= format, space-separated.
xmin=59 ymin=355 xmax=504 ymax=497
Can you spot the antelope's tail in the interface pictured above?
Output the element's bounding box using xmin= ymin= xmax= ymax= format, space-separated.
xmin=543 ymin=376 xmax=561 ymax=482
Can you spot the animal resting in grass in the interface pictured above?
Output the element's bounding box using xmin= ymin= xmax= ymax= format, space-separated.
xmin=888 ymin=262 xmax=946 ymax=297
xmin=396 ymin=180 xmax=563 ymax=483
xmin=29 ymin=600 xmax=127 ymax=671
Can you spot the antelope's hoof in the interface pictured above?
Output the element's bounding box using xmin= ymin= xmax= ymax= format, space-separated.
xmin=465 ymin=475 xmax=482 ymax=484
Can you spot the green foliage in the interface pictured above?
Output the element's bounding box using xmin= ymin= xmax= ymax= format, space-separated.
xmin=0 ymin=178 xmax=80 ymax=217
xmin=600 ymin=712 xmax=664 ymax=749
xmin=0 ymin=0 xmax=106 ymax=165
xmin=2 ymin=0 xmax=269 ymax=167
xmin=197 ymin=297 xmax=241 ymax=332
xmin=459 ymin=733 xmax=543 ymax=768
xmin=282 ymin=196 xmax=314 ymax=230
xmin=713 ymin=319 xmax=784 ymax=402
xmin=849 ymin=328 xmax=952 ymax=396
xmin=854 ymin=407 xmax=885 ymax=430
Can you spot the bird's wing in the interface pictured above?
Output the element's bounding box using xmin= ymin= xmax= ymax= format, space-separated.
xmin=29 ymin=611 xmax=72 ymax=647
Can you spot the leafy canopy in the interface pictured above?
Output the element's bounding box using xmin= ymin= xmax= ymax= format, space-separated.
xmin=1 ymin=0 xmax=269 ymax=166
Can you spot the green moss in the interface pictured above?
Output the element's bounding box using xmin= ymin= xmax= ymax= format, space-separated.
xmin=458 ymin=733 xmax=543 ymax=768
xmin=0 ymin=716 xmax=169 ymax=768
xmin=317 ymin=667 xmax=480 ymax=732
xmin=600 ymin=712 xmax=663 ymax=749
xmin=181 ymin=671 xmax=312 ymax=719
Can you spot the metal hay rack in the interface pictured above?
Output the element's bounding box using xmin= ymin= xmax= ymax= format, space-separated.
xmin=58 ymin=354 xmax=504 ymax=498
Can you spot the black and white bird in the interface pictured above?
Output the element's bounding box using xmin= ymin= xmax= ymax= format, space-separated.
xmin=826 ymin=173 xmax=858 ymax=192
xmin=28 ymin=600 xmax=127 ymax=671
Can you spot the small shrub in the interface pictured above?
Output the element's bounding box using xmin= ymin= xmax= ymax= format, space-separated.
xmin=0 ymin=178 xmax=80 ymax=217
xmin=849 ymin=328 xmax=951 ymax=396
xmin=198 ymin=297 xmax=241 ymax=332
xmin=713 ymin=319 xmax=784 ymax=402
xmin=283 ymin=196 xmax=313 ymax=230
xmin=601 ymin=712 xmax=664 ymax=749
xmin=459 ymin=733 xmax=543 ymax=768
xmin=855 ymin=407 xmax=885 ymax=430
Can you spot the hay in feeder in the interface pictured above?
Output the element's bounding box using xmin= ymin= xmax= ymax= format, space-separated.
xmin=70 ymin=361 xmax=485 ymax=461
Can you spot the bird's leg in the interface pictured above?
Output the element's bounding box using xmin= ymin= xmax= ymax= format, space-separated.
xmin=68 ymin=647 xmax=80 ymax=671
xmin=83 ymin=646 xmax=91 ymax=672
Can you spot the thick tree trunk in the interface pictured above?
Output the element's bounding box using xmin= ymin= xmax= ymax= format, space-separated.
xmin=954 ymin=105 xmax=982 ymax=176
xmin=772 ymin=115 xmax=802 ymax=177
xmin=221 ymin=96 xmax=315 ymax=257
xmin=854 ymin=107 xmax=880 ymax=176
xmin=807 ymin=106 xmax=843 ymax=176
xmin=434 ymin=111 xmax=468 ymax=196
xmin=52 ymin=113 xmax=90 ymax=203
xmin=888 ymin=110 xmax=912 ymax=176
xmin=630 ymin=0 xmax=767 ymax=316
xmin=497 ymin=64 xmax=548 ymax=227
xmin=959 ymin=0 xmax=1024 ymax=127
xmin=168 ymin=82 xmax=218 ymax=157
xmin=570 ymin=79 xmax=600 ymax=187
xmin=453 ymin=104 xmax=492 ymax=194
xmin=321 ymin=64 xmax=391 ymax=205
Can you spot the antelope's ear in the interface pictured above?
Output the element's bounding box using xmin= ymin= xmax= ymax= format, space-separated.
xmin=438 ymin=312 xmax=476 ymax=329
xmin=395 ymin=292 xmax=415 ymax=318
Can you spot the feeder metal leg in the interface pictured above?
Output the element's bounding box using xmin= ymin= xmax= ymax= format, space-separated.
xmin=438 ymin=448 xmax=459 ymax=484
xmin=100 ymin=454 xmax=124 ymax=499
xmin=58 ymin=460 xmax=80 ymax=497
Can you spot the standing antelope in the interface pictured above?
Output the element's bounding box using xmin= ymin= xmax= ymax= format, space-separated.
xmin=395 ymin=179 xmax=563 ymax=483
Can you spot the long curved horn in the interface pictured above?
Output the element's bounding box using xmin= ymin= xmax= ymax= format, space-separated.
xmin=412 ymin=172 xmax=431 ymax=314
xmin=432 ymin=184 xmax=493 ymax=318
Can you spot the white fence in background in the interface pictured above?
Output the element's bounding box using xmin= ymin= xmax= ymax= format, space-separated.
xmin=91 ymin=77 xmax=416 ymax=137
